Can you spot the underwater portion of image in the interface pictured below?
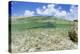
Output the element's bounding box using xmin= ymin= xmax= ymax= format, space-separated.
xmin=9 ymin=1 xmax=78 ymax=53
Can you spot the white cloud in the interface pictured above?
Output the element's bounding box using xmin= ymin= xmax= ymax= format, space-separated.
xmin=24 ymin=10 xmax=35 ymax=16
xmin=65 ymin=5 xmax=78 ymax=20
xmin=47 ymin=4 xmax=55 ymax=8
xmin=36 ymin=4 xmax=67 ymax=17
xmin=36 ymin=4 xmax=78 ymax=20
xmin=36 ymin=8 xmax=50 ymax=15
xmin=70 ymin=5 xmax=78 ymax=18
xmin=55 ymin=10 xmax=67 ymax=17
xmin=43 ymin=6 xmax=46 ymax=9
xmin=36 ymin=4 xmax=57 ymax=16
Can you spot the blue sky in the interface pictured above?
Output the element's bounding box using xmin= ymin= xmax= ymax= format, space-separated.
xmin=9 ymin=1 xmax=78 ymax=20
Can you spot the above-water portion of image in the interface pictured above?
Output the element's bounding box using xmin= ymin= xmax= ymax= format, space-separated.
xmin=9 ymin=1 xmax=78 ymax=53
